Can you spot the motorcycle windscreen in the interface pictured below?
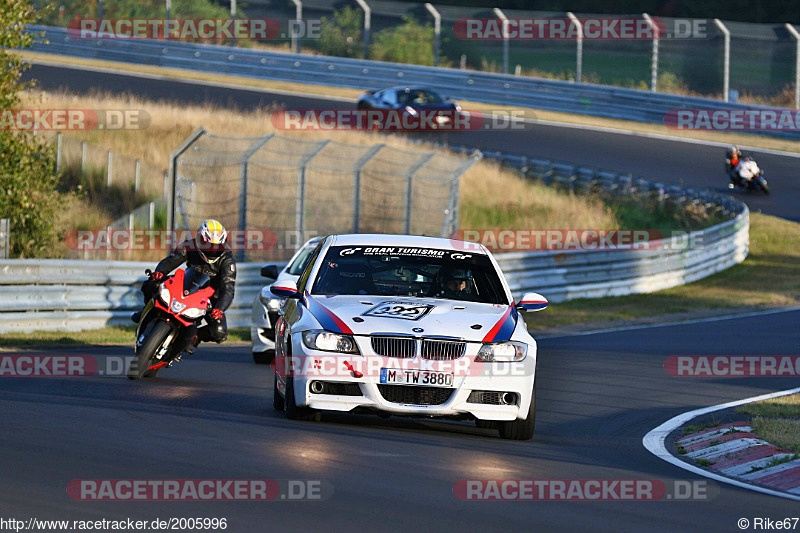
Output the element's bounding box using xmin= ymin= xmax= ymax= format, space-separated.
xmin=183 ymin=267 xmax=211 ymax=295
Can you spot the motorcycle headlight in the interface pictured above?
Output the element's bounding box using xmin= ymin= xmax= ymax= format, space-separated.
xmin=158 ymin=285 xmax=170 ymax=304
xmin=302 ymin=330 xmax=359 ymax=353
xmin=181 ymin=307 xmax=206 ymax=319
xmin=477 ymin=342 xmax=527 ymax=362
xmin=169 ymin=298 xmax=187 ymax=314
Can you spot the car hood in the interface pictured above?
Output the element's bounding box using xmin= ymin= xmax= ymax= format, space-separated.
xmin=304 ymin=295 xmax=517 ymax=343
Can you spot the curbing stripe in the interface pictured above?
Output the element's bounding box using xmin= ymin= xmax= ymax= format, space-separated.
xmin=642 ymin=386 xmax=800 ymax=501
xmin=741 ymin=460 xmax=800 ymax=482
xmin=719 ymin=453 xmax=795 ymax=477
xmin=676 ymin=423 xmax=751 ymax=445
xmin=686 ymin=438 xmax=769 ymax=460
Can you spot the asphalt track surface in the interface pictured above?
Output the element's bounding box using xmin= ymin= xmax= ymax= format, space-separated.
xmin=5 ymin=63 xmax=799 ymax=531
xmin=1 ymin=310 xmax=799 ymax=531
xmin=25 ymin=63 xmax=800 ymax=222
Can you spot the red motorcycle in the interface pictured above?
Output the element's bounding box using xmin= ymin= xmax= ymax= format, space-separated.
xmin=127 ymin=268 xmax=215 ymax=380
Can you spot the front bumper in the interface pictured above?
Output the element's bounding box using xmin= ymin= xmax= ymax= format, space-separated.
xmin=251 ymin=297 xmax=279 ymax=352
xmin=284 ymin=338 xmax=535 ymax=421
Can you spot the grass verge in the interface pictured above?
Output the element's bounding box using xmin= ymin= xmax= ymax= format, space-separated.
xmin=21 ymin=50 xmax=800 ymax=155
xmin=735 ymin=394 xmax=800 ymax=454
xmin=0 ymin=326 xmax=251 ymax=348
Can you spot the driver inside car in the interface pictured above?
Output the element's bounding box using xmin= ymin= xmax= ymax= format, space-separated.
xmin=429 ymin=267 xmax=473 ymax=300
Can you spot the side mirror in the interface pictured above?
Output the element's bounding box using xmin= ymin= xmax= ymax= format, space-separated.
xmin=270 ymin=280 xmax=299 ymax=299
xmin=516 ymin=293 xmax=548 ymax=312
xmin=260 ymin=265 xmax=279 ymax=279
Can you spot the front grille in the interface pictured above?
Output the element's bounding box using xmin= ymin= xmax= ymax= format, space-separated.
xmin=311 ymin=381 xmax=362 ymax=396
xmin=467 ymin=390 xmax=517 ymax=405
xmin=421 ymin=339 xmax=466 ymax=360
xmin=377 ymin=385 xmax=454 ymax=406
xmin=371 ymin=336 xmax=416 ymax=358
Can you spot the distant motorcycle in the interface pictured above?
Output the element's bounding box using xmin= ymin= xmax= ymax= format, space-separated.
xmin=127 ymin=268 xmax=214 ymax=379
xmin=730 ymin=156 xmax=770 ymax=195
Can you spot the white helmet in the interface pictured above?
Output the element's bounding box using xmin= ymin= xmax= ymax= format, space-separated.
xmin=196 ymin=219 xmax=227 ymax=263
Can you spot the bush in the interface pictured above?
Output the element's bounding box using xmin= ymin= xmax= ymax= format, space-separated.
xmin=0 ymin=4 xmax=59 ymax=258
xmin=370 ymin=17 xmax=434 ymax=66
xmin=317 ymin=6 xmax=362 ymax=58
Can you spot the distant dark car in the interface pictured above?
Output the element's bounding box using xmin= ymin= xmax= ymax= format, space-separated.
xmin=357 ymin=86 xmax=461 ymax=127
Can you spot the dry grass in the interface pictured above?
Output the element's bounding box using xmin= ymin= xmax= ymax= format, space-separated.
xmin=750 ymin=417 xmax=800 ymax=454
xmin=22 ymin=89 xmax=619 ymax=236
xmin=21 ymin=50 xmax=800 ymax=154
xmin=738 ymin=394 xmax=800 ymax=418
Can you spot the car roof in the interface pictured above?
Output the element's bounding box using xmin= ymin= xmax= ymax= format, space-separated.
xmin=328 ymin=233 xmax=486 ymax=254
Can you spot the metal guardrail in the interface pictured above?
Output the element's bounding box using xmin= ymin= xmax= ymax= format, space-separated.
xmin=0 ymin=198 xmax=748 ymax=333
xmin=27 ymin=25 xmax=800 ymax=140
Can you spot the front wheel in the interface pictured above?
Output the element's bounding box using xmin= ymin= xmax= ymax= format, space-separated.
xmin=759 ymin=179 xmax=770 ymax=195
xmin=283 ymin=376 xmax=318 ymax=421
xmin=253 ymin=349 xmax=275 ymax=365
xmin=128 ymin=320 xmax=173 ymax=380
xmin=498 ymin=385 xmax=536 ymax=441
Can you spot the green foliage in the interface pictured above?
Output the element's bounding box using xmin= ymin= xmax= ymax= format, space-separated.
xmin=317 ymin=6 xmax=362 ymax=58
xmin=0 ymin=2 xmax=59 ymax=258
xmin=370 ymin=17 xmax=434 ymax=66
xmin=39 ymin=0 xmax=232 ymax=26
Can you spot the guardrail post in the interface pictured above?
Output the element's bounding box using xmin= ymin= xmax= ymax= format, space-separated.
xmin=149 ymin=201 xmax=155 ymax=230
xmin=296 ymin=140 xmax=330 ymax=239
xmin=566 ymin=12 xmax=583 ymax=83
xmin=355 ymin=0 xmax=371 ymax=60
xmin=134 ymin=159 xmax=140 ymax=193
xmin=165 ymin=0 xmax=171 ymax=36
xmin=167 ymin=127 xmax=206 ymax=236
xmin=787 ymin=24 xmax=800 ymax=109
xmin=403 ymin=152 xmax=435 ymax=234
xmin=81 ymin=141 xmax=87 ymax=176
xmin=493 ymin=8 xmax=509 ymax=74
xmin=290 ymin=0 xmax=303 ymax=54
xmin=352 ymin=143 xmax=384 ymax=233
xmin=237 ymin=134 xmax=274 ymax=261
xmin=98 ymin=0 xmax=103 ymax=19
xmin=56 ymin=132 xmax=62 ymax=173
xmin=128 ymin=212 xmax=134 ymax=260
xmin=107 ymin=150 xmax=112 ymax=187
xmin=643 ymin=13 xmax=659 ymax=91
xmin=713 ymin=19 xmax=730 ymax=102
xmin=424 ymin=3 xmax=441 ymax=67
xmin=0 ymin=219 xmax=9 ymax=259
xmin=230 ymin=0 xmax=237 ymax=46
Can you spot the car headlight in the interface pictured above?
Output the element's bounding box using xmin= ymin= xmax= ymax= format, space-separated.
xmin=266 ymin=298 xmax=283 ymax=312
xmin=302 ymin=330 xmax=359 ymax=353
xmin=181 ymin=307 xmax=206 ymax=319
xmin=477 ymin=342 xmax=527 ymax=362
xmin=158 ymin=285 xmax=171 ymax=304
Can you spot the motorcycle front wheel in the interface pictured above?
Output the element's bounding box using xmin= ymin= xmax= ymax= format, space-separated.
xmin=128 ymin=320 xmax=173 ymax=380
xmin=759 ymin=179 xmax=770 ymax=195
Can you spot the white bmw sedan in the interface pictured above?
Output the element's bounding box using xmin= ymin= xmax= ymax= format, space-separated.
xmin=271 ymin=234 xmax=548 ymax=440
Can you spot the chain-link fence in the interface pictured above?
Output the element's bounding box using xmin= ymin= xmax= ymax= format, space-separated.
xmin=169 ymin=129 xmax=481 ymax=262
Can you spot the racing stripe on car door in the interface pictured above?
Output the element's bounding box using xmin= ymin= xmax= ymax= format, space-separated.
xmin=482 ymin=305 xmax=517 ymax=342
xmin=305 ymin=295 xmax=354 ymax=335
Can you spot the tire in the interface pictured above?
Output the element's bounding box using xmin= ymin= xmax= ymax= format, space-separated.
xmin=475 ymin=419 xmax=498 ymax=430
xmin=253 ymin=348 xmax=275 ymax=365
xmin=498 ymin=385 xmax=536 ymax=441
xmin=283 ymin=375 xmax=317 ymax=421
xmin=273 ymin=372 xmax=285 ymax=411
xmin=760 ymin=180 xmax=770 ymax=195
xmin=127 ymin=320 xmax=173 ymax=380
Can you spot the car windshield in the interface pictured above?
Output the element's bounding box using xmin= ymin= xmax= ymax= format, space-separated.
xmin=311 ymin=246 xmax=508 ymax=304
xmin=287 ymin=245 xmax=317 ymax=275
xmin=399 ymin=90 xmax=444 ymax=106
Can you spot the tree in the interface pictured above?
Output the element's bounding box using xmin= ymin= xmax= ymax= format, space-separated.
xmin=370 ymin=17 xmax=435 ymax=66
xmin=0 ymin=1 xmax=59 ymax=257
xmin=318 ymin=6 xmax=362 ymax=58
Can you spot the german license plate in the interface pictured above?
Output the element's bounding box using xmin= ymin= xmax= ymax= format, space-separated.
xmin=380 ymin=368 xmax=454 ymax=387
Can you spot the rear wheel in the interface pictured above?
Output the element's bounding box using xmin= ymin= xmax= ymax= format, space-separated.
xmin=498 ymin=385 xmax=536 ymax=441
xmin=128 ymin=320 xmax=173 ymax=380
xmin=253 ymin=348 xmax=275 ymax=365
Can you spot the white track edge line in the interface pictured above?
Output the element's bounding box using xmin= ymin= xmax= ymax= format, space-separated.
xmin=642 ymin=387 xmax=800 ymax=501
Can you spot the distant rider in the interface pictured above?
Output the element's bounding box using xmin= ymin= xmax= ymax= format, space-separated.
xmin=725 ymin=146 xmax=742 ymax=188
xmin=133 ymin=219 xmax=236 ymax=352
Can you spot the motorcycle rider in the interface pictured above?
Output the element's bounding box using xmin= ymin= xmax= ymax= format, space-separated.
xmin=133 ymin=219 xmax=236 ymax=352
xmin=725 ymin=146 xmax=742 ymax=189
